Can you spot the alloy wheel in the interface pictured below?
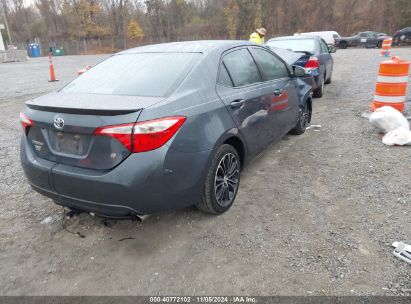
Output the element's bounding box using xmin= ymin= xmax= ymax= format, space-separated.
xmin=214 ymin=153 xmax=240 ymax=207
xmin=299 ymin=104 xmax=310 ymax=130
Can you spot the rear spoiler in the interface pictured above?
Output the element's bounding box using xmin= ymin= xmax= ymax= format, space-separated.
xmin=26 ymin=103 xmax=140 ymax=116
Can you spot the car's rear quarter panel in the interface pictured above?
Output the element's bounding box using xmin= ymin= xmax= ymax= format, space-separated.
xmin=133 ymin=50 xmax=240 ymax=210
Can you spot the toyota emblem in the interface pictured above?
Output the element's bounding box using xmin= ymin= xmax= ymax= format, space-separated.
xmin=54 ymin=117 xmax=65 ymax=130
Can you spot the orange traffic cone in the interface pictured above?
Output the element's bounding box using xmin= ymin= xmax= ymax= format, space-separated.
xmin=48 ymin=52 xmax=59 ymax=82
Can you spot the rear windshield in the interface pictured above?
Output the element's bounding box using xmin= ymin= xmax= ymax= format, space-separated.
xmin=266 ymin=39 xmax=316 ymax=53
xmin=62 ymin=53 xmax=201 ymax=97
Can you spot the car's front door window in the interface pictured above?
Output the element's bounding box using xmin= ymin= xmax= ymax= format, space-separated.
xmin=251 ymin=48 xmax=289 ymax=81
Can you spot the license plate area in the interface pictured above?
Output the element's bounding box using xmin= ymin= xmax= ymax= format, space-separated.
xmin=49 ymin=130 xmax=89 ymax=156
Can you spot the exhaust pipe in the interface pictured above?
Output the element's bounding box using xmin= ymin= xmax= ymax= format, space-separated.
xmin=133 ymin=214 xmax=151 ymax=222
xmin=88 ymin=211 xmax=151 ymax=222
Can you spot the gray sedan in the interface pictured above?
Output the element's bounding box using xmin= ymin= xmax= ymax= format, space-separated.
xmin=20 ymin=41 xmax=312 ymax=218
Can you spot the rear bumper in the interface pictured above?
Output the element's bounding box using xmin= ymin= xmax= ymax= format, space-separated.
xmin=21 ymin=137 xmax=212 ymax=216
xmin=311 ymin=70 xmax=320 ymax=88
xmin=393 ymin=35 xmax=411 ymax=44
xmin=28 ymin=183 xmax=138 ymax=218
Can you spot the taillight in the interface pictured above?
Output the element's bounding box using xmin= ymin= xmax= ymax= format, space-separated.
xmin=95 ymin=123 xmax=134 ymax=151
xmin=305 ymin=56 xmax=320 ymax=69
xmin=19 ymin=112 xmax=33 ymax=134
xmin=133 ymin=116 xmax=187 ymax=152
xmin=94 ymin=116 xmax=186 ymax=153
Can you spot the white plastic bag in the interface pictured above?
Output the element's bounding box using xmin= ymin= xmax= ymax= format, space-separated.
xmin=369 ymin=106 xmax=409 ymax=134
xmin=382 ymin=127 xmax=411 ymax=146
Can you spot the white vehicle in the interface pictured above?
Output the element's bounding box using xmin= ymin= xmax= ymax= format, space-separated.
xmin=294 ymin=31 xmax=341 ymax=45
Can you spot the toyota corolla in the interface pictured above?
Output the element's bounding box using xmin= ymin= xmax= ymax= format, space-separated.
xmin=20 ymin=41 xmax=312 ymax=218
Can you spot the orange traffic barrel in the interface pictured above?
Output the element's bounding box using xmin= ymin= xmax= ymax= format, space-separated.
xmin=371 ymin=56 xmax=410 ymax=113
xmin=380 ymin=38 xmax=392 ymax=57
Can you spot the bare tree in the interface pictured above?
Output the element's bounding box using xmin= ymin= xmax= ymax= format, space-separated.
xmin=4 ymin=0 xmax=409 ymax=53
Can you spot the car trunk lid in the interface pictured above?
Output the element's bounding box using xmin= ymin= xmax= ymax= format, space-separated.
xmin=293 ymin=53 xmax=312 ymax=67
xmin=24 ymin=92 xmax=163 ymax=170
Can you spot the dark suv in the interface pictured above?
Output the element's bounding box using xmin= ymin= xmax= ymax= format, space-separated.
xmin=393 ymin=27 xmax=411 ymax=45
xmin=336 ymin=31 xmax=389 ymax=49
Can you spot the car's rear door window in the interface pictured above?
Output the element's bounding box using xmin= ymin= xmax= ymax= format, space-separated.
xmin=252 ymin=48 xmax=289 ymax=81
xmin=222 ymin=49 xmax=262 ymax=87
xmin=320 ymin=40 xmax=329 ymax=53
xmin=217 ymin=64 xmax=233 ymax=87
xmin=61 ymin=52 xmax=201 ymax=97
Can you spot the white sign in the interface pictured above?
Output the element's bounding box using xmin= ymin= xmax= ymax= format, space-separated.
xmin=0 ymin=24 xmax=5 ymax=30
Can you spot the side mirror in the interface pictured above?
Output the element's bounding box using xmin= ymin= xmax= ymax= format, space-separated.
xmin=293 ymin=65 xmax=306 ymax=77
xmin=328 ymin=45 xmax=336 ymax=53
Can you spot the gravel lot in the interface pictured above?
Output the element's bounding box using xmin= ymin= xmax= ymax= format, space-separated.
xmin=0 ymin=48 xmax=410 ymax=296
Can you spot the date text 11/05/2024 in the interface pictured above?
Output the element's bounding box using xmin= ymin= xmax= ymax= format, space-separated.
xmin=149 ymin=296 xmax=257 ymax=303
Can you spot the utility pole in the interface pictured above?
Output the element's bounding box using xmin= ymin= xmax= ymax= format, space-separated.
xmin=1 ymin=1 xmax=12 ymax=46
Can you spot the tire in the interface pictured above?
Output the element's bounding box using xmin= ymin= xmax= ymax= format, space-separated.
xmin=313 ymin=75 xmax=324 ymax=98
xmin=339 ymin=41 xmax=348 ymax=49
xmin=196 ymin=144 xmax=241 ymax=214
xmin=325 ymin=72 xmax=332 ymax=84
xmin=290 ymin=101 xmax=311 ymax=135
xmin=377 ymin=41 xmax=382 ymax=48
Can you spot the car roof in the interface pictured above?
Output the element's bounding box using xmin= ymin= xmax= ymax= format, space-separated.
xmin=300 ymin=31 xmax=339 ymax=34
xmin=268 ymin=35 xmax=319 ymax=41
xmin=119 ymin=40 xmax=259 ymax=54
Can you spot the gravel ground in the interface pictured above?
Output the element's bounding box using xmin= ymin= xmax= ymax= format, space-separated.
xmin=0 ymin=48 xmax=410 ymax=296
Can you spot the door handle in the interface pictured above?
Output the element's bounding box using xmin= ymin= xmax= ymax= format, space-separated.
xmin=274 ymin=89 xmax=283 ymax=96
xmin=230 ymin=99 xmax=245 ymax=109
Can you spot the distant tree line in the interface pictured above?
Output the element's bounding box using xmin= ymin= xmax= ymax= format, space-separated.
xmin=0 ymin=0 xmax=410 ymax=54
